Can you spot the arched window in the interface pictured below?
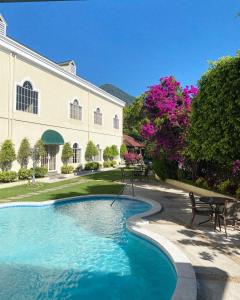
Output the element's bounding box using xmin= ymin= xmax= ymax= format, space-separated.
xmin=94 ymin=108 xmax=102 ymax=125
xmin=72 ymin=143 xmax=81 ymax=163
xmin=16 ymin=80 xmax=38 ymax=114
xmin=70 ymin=99 xmax=82 ymax=120
xmin=113 ymin=114 xmax=119 ymax=129
xmin=94 ymin=144 xmax=102 ymax=161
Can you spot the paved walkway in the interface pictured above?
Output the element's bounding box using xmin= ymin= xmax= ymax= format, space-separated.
xmin=123 ymin=181 xmax=240 ymax=300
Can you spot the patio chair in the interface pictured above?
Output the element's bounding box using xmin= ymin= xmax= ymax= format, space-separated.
xmin=218 ymin=200 xmax=240 ymax=238
xmin=189 ymin=192 xmax=214 ymax=228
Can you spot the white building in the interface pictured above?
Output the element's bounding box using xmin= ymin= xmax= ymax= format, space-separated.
xmin=0 ymin=15 xmax=125 ymax=173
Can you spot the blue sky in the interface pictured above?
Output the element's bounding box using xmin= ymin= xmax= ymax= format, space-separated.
xmin=0 ymin=0 xmax=239 ymax=96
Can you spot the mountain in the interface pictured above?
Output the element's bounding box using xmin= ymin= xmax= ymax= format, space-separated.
xmin=100 ymin=84 xmax=135 ymax=104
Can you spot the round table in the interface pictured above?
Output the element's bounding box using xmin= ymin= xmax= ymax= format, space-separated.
xmin=199 ymin=196 xmax=235 ymax=231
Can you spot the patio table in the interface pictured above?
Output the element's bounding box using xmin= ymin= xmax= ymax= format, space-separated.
xmin=199 ymin=196 xmax=235 ymax=231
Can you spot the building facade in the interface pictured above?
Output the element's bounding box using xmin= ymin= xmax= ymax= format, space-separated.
xmin=0 ymin=15 xmax=125 ymax=173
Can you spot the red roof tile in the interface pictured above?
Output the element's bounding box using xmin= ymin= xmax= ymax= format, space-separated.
xmin=123 ymin=134 xmax=144 ymax=148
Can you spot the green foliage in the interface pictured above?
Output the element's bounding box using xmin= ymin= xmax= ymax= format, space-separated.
xmin=0 ymin=171 xmax=17 ymax=183
xmin=216 ymin=179 xmax=235 ymax=194
xmin=34 ymin=166 xmax=48 ymax=178
xmin=84 ymin=162 xmax=100 ymax=170
xmin=32 ymin=140 xmax=46 ymax=166
xmin=195 ymin=177 xmax=208 ymax=189
xmin=103 ymin=161 xmax=111 ymax=168
xmin=61 ymin=165 xmax=74 ymax=174
xmin=123 ymin=95 xmax=145 ymax=140
xmin=17 ymin=138 xmax=31 ymax=168
xmin=120 ymin=144 xmax=127 ymax=158
xmin=85 ymin=141 xmax=98 ymax=162
xmin=152 ymin=159 xmax=168 ymax=181
xmin=18 ymin=168 xmax=31 ymax=180
xmin=187 ymin=53 xmax=240 ymax=164
xmin=61 ymin=143 xmax=73 ymax=165
xmin=111 ymin=160 xmax=117 ymax=167
xmin=236 ymin=187 xmax=240 ymax=199
xmin=103 ymin=147 xmax=112 ymax=161
xmin=0 ymin=140 xmax=16 ymax=171
xmin=110 ymin=145 xmax=119 ymax=159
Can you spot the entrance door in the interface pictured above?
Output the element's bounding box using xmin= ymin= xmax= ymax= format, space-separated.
xmin=48 ymin=145 xmax=56 ymax=171
xmin=41 ymin=145 xmax=57 ymax=171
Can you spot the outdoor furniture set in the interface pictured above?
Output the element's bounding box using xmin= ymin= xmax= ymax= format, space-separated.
xmin=189 ymin=192 xmax=240 ymax=237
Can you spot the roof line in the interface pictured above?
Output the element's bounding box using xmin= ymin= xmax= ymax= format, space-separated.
xmin=0 ymin=35 xmax=125 ymax=107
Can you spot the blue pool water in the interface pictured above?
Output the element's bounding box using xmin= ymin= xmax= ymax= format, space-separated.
xmin=0 ymin=197 xmax=177 ymax=300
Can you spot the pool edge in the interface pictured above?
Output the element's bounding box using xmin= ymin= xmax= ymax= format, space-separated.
xmin=0 ymin=194 xmax=197 ymax=300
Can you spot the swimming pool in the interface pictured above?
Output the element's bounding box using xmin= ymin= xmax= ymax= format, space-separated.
xmin=0 ymin=196 xmax=177 ymax=300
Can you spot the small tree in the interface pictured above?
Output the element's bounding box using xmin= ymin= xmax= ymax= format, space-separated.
xmin=17 ymin=138 xmax=31 ymax=168
xmin=103 ymin=146 xmax=112 ymax=161
xmin=120 ymin=144 xmax=127 ymax=159
xmin=31 ymin=140 xmax=46 ymax=184
xmin=61 ymin=142 xmax=73 ymax=165
xmin=0 ymin=140 xmax=16 ymax=171
xmin=110 ymin=145 xmax=119 ymax=160
xmin=85 ymin=141 xmax=98 ymax=162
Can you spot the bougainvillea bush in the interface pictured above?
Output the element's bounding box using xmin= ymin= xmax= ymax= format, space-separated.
xmin=141 ymin=76 xmax=198 ymax=163
xmin=124 ymin=153 xmax=142 ymax=165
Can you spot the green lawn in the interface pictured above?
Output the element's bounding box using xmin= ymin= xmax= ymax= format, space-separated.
xmin=0 ymin=170 xmax=125 ymax=202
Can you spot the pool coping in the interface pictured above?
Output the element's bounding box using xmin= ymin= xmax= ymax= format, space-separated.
xmin=0 ymin=194 xmax=197 ymax=300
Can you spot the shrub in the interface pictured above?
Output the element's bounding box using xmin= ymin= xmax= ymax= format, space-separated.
xmin=236 ymin=187 xmax=240 ymax=199
xmin=84 ymin=162 xmax=100 ymax=170
xmin=110 ymin=145 xmax=119 ymax=159
xmin=32 ymin=140 xmax=46 ymax=166
xmin=152 ymin=159 xmax=168 ymax=180
xmin=111 ymin=160 xmax=117 ymax=167
xmin=18 ymin=168 xmax=31 ymax=180
xmin=103 ymin=147 xmax=112 ymax=161
xmin=34 ymin=166 xmax=47 ymax=178
xmin=85 ymin=141 xmax=98 ymax=162
xmin=195 ymin=177 xmax=208 ymax=188
xmin=61 ymin=165 xmax=74 ymax=174
xmin=61 ymin=143 xmax=73 ymax=165
xmin=124 ymin=152 xmax=142 ymax=165
xmin=103 ymin=161 xmax=111 ymax=168
xmin=0 ymin=140 xmax=16 ymax=171
xmin=120 ymin=144 xmax=127 ymax=158
xmin=217 ymin=179 xmax=236 ymax=194
xmin=17 ymin=138 xmax=31 ymax=168
xmin=0 ymin=171 xmax=17 ymax=183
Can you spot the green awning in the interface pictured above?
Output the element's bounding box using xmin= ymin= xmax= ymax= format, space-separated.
xmin=41 ymin=130 xmax=64 ymax=145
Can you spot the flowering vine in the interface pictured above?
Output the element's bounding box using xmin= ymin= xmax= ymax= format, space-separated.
xmin=141 ymin=76 xmax=198 ymax=162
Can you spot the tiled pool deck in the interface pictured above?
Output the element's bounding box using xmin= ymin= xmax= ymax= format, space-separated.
xmin=123 ymin=181 xmax=240 ymax=300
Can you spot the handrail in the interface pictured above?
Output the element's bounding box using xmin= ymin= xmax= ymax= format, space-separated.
xmin=111 ymin=170 xmax=135 ymax=206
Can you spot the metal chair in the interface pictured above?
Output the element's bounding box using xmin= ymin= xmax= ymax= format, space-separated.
xmin=189 ymin=192 xmax=214 ymax=228
xmin=218 ymin=200 xmax=240 ymax=237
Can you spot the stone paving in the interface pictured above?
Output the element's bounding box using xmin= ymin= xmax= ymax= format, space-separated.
xmin=123 ymin=181 xmax=240 ymax=300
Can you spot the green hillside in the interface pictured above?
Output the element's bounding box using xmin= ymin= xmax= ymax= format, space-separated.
xmin=100 ymin=84 xmax=135 ymax=104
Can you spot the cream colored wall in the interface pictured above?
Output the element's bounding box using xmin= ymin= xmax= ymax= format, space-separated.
xmin=0 ymin=49 xmax=123 ymax=172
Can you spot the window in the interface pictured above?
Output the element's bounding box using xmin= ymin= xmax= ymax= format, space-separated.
xmin=72 ymin=143 xmax=81 ymax=163
xmin=113 ymin=114 xmax=119 ymax=129
xmin=94 ymin=108 xmax=102 ymax=125
xmin=16 ymin=81 xmax=38 ymax=114
xmin=70 ymin=99 xmax=82 ymax=120
xmin=94 ymin=144 xmax=102 ymax=161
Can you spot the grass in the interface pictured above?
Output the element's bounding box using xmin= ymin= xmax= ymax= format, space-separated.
xmin=0 ymin=170 xmax=124 ymax=202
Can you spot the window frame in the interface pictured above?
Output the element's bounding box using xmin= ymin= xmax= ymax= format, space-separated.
xmin=94 ymin=107 xmax=103 ymax=125
xmin=72 ymin=143 xmax=81 ymax=164
xmin=15 ymin=78 xmax=40 ymax=115
xmin=70 ymin=99 xmax=82 ymax=121
xmin=113 ymin=114 xmax=119 ymax=129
